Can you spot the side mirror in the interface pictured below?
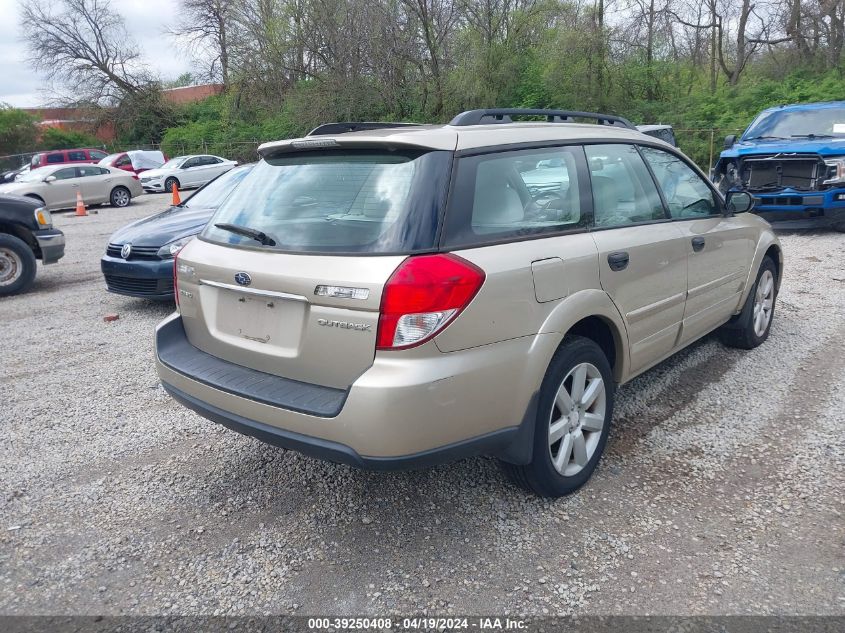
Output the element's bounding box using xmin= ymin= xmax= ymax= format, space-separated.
xmin=724 ymin=134 xmax=737 ymax=150
xmin=725 ymin=191 xmax=754 ymax=214
xmin=43 ymin=175 xmax=56 ymax=183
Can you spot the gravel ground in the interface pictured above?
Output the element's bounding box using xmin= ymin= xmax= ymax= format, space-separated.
xmin=1 ymin=193 xmax=843 ymax=616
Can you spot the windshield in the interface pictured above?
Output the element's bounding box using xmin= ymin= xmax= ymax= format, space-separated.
xmin=161 ymin=157 xmax=186 ymax=169
xmin=743 ymin=106 xmax=845 ymax=140
xmin=184 ymin=165 xmax=252 ymax=209
xmin=98 ymin=153 xmax=121 ymax=166
xmin=202 ymin=149 xmax=451 ymax=254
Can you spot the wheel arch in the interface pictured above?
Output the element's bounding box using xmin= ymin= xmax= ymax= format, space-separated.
xmin=23 ymin=193 xmax=45 ymax=205
xmin=737 ymin=231 xmax=783 ymax=308
xmin=0 ymin=223 xmax=37 ymax=256
xmin=538 ymin=289 xmax=630 ymax=383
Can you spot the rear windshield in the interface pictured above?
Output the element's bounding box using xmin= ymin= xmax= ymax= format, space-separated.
xmin=202 ymin=149 xmax=451 ymax=254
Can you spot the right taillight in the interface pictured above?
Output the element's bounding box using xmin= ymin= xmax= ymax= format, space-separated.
xmin=376 ymin=253 xmax=485 ymax=350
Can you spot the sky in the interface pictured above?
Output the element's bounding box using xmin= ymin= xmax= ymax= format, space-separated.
xmin=0 ymin=0 xmax=193 ymax=107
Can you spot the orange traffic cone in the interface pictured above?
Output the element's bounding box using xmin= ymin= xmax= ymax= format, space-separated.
xmin=171 ymin=183 xmax=181 ymax=206
xmin=74 ymin=191 xmax=88 ymax=217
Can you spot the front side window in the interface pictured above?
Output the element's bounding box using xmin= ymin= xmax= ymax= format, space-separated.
xmin=640 ymin=146 xmax=720 ymax=218
xmin=585 ymin=144 xmax=665 ymax=228
xmin=182 ymin=158 xmax=200 ymax=168
xmin=53 ymin=168 xmax=77 ymax=180
xmin=442 ymin=146 xmax=585 ymax=247
xmin=202 ymin=149 xmax=451 ymax=254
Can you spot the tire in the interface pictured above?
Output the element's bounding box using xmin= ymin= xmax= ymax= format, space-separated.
xmin=719 ymin=257 xmax=778 ymax=349
xmin=110 ymin=186 xmax=131 ymax=208
xmin=0 ymin=233 xmax=37 ymax=296
xmin=164 ymin=177 xmax=179 ymax=193
xmin=501 ymin=335 xmax=615 ymax=498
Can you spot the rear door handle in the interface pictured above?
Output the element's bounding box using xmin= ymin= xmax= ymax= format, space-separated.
xmin=607 ymin=251 xmax=629 ymax=271
xmin=691 ymin=236 xmax=706 ymax=252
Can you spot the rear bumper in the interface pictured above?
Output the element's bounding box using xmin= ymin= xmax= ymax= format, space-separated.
xmin=33 ymin=228 xmax=65 ymax=264
xmin=155 ymin=314 xmax=548 ymax=466
xmin=100 ymin=255 xmax=174 ymax=300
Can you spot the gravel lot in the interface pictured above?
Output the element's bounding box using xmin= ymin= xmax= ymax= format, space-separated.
xmin=1 ymin=193 xmax=843 ymax=616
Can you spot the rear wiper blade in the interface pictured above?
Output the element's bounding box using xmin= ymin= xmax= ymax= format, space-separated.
xmin=214 ymin=223 xmax=277 ymax=246
xmin=790 ymin=133 xmax=834 ymax=139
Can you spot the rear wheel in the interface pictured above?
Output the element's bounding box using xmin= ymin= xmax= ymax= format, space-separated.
xmin=110 ymin=186 xmax=131 ymax=208
xmin=720 ymin=257 xmax=777 ymax=349
xmin=0 ymin=233 xmax=37 ymax=296
xmin=501 ymin=336 xmax=614 ymax=497
xmin=164 ymin=177 xmax=179 ymax=193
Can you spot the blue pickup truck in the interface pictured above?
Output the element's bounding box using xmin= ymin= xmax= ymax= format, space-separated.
xmin=712 ymin=101 xmax=845 ymax=230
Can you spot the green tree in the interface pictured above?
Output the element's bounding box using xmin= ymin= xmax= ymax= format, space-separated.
xmin=0 ymin=105 xmax=39 ymax=156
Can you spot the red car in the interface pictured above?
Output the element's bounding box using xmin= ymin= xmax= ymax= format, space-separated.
xmin=98 ymin=150 xmax=167 ymax=179
xmin=30 ymin=148 xmax=109 ymax=169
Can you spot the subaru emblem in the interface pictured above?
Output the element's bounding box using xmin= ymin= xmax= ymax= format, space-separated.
xmin=120 ymin=243 xmax=132 ymax=259
xmin=234 ymin=272 xmax=252 ymax=286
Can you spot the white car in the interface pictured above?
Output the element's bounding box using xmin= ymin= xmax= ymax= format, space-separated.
xmin=140 ymin=155 xmax=237 ymax=193
xmin=0 ymin=164 xmax=143 ymax=210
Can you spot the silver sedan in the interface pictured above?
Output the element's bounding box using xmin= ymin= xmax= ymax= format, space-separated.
xmin=0 ymin=164 xmax=144 ymax=210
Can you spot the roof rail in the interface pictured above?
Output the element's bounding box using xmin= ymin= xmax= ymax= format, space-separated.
xmin=307 ymin=122 xmax=423 ymax=136
xmin=449 ymin=109 xmax=635 ymax=130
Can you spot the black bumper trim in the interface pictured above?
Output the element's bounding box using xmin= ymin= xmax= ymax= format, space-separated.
xmin=162 ymin=381 xmax=522 ymax=471
xmin=156 ymin=317 xmax=348 ymax=417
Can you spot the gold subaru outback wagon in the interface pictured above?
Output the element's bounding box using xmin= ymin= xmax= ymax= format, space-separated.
xmin=155 ymin=109 xmax=782 ymax=497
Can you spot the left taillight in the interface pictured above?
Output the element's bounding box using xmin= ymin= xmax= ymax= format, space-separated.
xmin=173 ymin=248 xmax=180 ymax=308
xmin=376 ymin=253 xmax=485 ymax=350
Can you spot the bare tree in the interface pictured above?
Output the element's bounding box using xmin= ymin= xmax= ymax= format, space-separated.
xmin=171 ymin=0 xmax=234 ymax=85
xmin=19 ymin=0 xmax=147 ymax=103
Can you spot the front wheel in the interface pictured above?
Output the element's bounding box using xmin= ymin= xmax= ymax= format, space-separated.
xmin=720 ymin=257 xmax=777 ymax=349
xmin=0 ymin=233 xmax=37 ymax=296
xmin=110 ymin=186 xmax=131 ymax=208
xmin=164 ymin=177 xmax=179 ymax=193
xmin=501 ymin=335 xmax=615 ymax=497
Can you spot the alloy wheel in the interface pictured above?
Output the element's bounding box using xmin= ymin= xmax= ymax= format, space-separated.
xmin=752 ymin=269 xmax=774 ymax=337
xmin=548 ymin=362 xmax=606 ymax=477
xmin=113 ymin=189 xmax=130 ymax=207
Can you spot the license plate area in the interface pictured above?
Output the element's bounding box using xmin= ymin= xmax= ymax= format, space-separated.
xmin=214 ymin=288 xmax=305 ymax=352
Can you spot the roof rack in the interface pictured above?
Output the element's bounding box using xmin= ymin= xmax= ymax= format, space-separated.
xmin=449 ymin=109 xmax=635 ymax=130
xmin=307 ymin=122 xmax=423 ymax=136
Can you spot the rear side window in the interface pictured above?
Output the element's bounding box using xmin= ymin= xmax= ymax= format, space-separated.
xmin=639 ymin=146 xmax=720 ymax=218
xmin=442 ymin=146 xmax=586 ymax=248
xmin=585 ymin=144 xmax=665 ymax=228
xmin=77 ymin=165 xmax=107 ymax=177
xmin=67 ymin=151 xmax=86 ymax=161
xmin=46 ymin=153 xmax=65 ymax=164
xmin=202 ymin=149 xmax=452 ymax=254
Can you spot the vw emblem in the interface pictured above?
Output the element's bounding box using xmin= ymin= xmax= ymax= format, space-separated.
xmin=234 ymin=272 xmax=252 ymax=286
xmin=120 ymin=243 xmax=132 ymax=259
